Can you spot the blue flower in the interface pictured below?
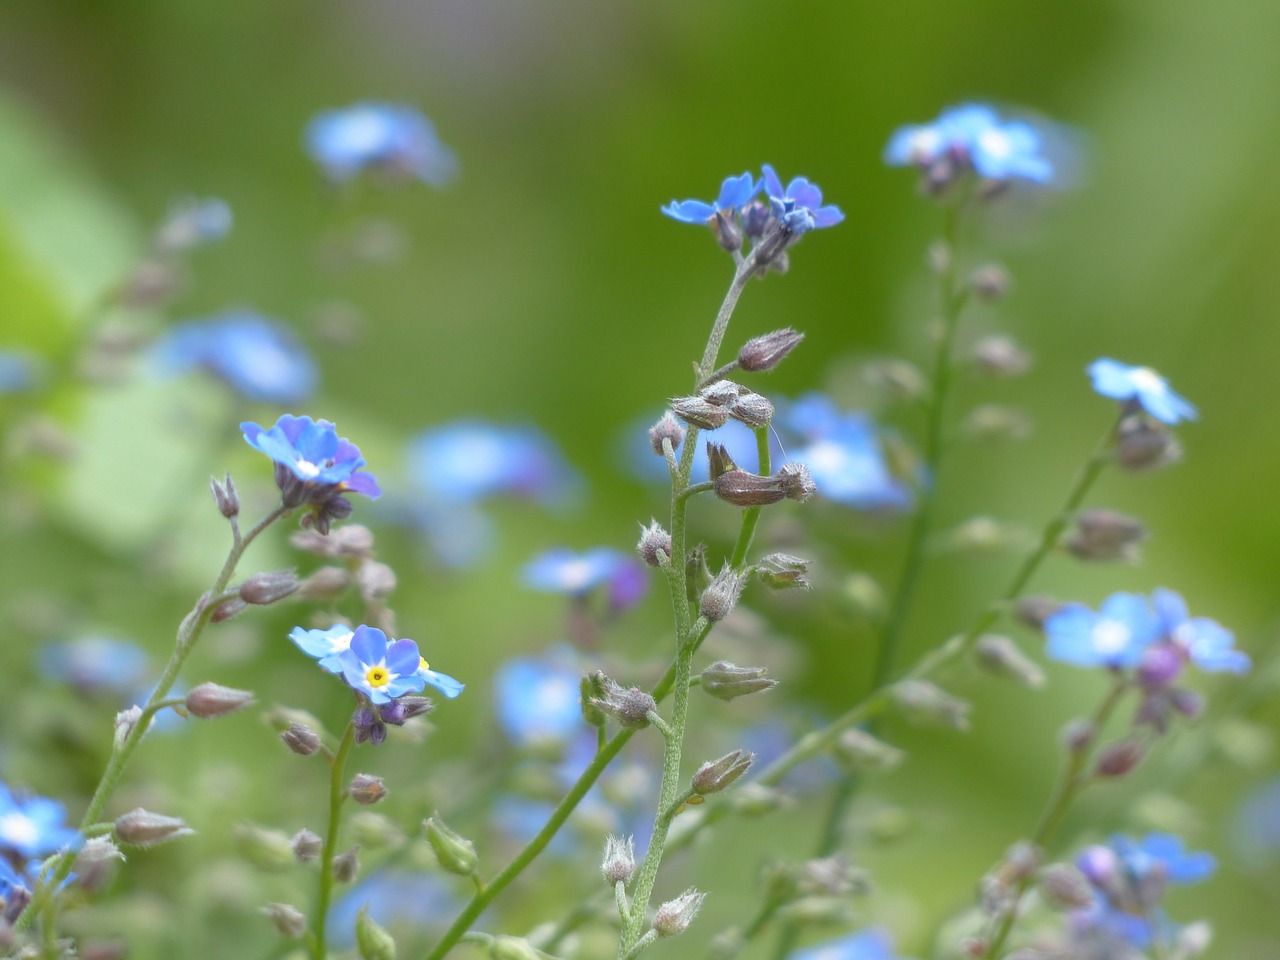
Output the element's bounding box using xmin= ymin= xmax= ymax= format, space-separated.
xmin=1088 ymin=359 xmax=1197 ymax=425
xmin=494 ymin=648 xmax=583 ymax=747
xmin=761 ymin=165 xmax=844 ymax=234
xmin=0 ymin=351 xmax=41 ymax=394
xmin=155 ymin=313 xmax=317 ymax=404
xmin=327 ymin=869 xmax=458 ymax=947
xmin=1043 ymin=592 xmax=1161 ymax=669
xmin=416 ymin=654 xmax=465 ymax=700
xmin=790 ymin=928 xmax=901 ymax=960
xmin=38 ymin=637 xmax=150 ymax=694
xmin=661 ymin=172 xmax=759 ymax=224
xmin=522 ymin=547 xmax=649 ymax=611
xmin=406 ymin=421 xmax=577 ymax=506
xmin=289 ymin=624 xmax=355 ymax=673
xmin=885 ymin=104 xmax=1053 ymax=183
xmin=241 ymin=415 xmax=381 ymax=499
xmin=1151 ymin=588 xmax=1249 ymax=674
xmin=306 ymin=103 xmax=457 ymax=186
xmin=155 ymin=197 xmax=233 ymax=252
xmin=335 ymin=626 xmax=428 ymax=705
xmin=0 ymin=785 xmax=81 ymax=860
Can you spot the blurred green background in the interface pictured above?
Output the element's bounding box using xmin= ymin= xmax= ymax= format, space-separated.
xmin=1 ymin=1 xmax=1278 ymax=958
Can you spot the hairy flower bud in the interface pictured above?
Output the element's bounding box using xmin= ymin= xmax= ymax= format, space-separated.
xmin=713 ymin=470 xmax=785 ymax=507
xmin=210 ymin=596 xmax=247 ymax=623
xmin=1095 ymin=738 xmax=1145 ymax=777
xmin=636 ymin=520 xmax=672 ymax=568
xmin=240 ymin=569 xmax=300 ymax=605
xmin=262 ymin=902 xmax=307 ymax=939
xmin=973 ymin=635 xmax=1046 ymax=688
xmin=700 ymin=568 xmax=747 ymax=623
xmin=1065 ymin=509 xmax=1148 ymax=562
xmin=332 ymin=845 xmax=360 ymax=883
xmin=653 ymin=888 xmax=706 ymax=938
xmin=700 ymin=661 xmax=777 ymax=700
xmin=588 ymin=678 xmax=658 ymax=730
xmin=379 ymin=696 xmax=433 ymax=726
xmin=424 ymin=814 xmax=478 ymax=876
xmin=757 ymin=553 xmax=812 ymax=590
xmin=970 ymin=265 xmax=1012 ymax=302
xmin=649 ymin=412 xmax=686 ymax=456
xmin=297 ymin=566 xmax=352 ymax=601
xmin=601 ymin=834 xmax=636 ymax=885
xmin=706 ymin=442 xmax=738 ymax=481
xmin=356 ymin=561 xmax=397 ymax=604
xmin=349 ymin=774 xmax=388 ymax=805
xmin=1015 ymin=594 xmax=1062 ymax=630
xmin=671 ymin=396 xmax=729 ymax=430
xmin=210 ymin=473 xmax=240 ymax=519
xmin=833 ymin=728 xmax=905 ymax=770
xmin=1115 ymin=414 xmax=1182 ymax=472
xmin=1038 ymin=863 xmax=1094 ymax=910
xmin=692 ymin=750 xmax=754 ymax=795
xmin=738 ymin=328 xmax=804 ymax=373
xmin=728 ymin=391 xmax=774 ymax=428
xmin=777 ymin=463 xmax=816 ymax=502
xmin=114 ymin=705 xmax=143 ymax=750
xmin=355 ymin=906 xmax=397 ymax=960
xmin=971 ymin=335 xmax=1029 ymax=375
xmin=281 ymin=721 xmax=322 ymax=756
xmin=291 ymin=828 xmax=322 ymax=862
xmin=114 ymin=808 xmax=195 ymax=848
xmin=185 ymin=682 xmax=255 ymax=719
xmin=699 ymin=379 xmax=743 ymax=406
xmin=891 ymin=680 xmax=971 ymax=730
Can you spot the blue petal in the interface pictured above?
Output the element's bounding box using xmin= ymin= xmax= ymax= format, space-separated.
xmin=420 ymin=668 xmax=465 ymax=699
xmin=661 ymin=199 xmax=716 ymax=223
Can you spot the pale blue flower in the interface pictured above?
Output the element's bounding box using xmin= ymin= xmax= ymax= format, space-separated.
xmin=0 ymin=785 xmax=81 ymax=860
xmin=494 ymin=648 xmax=583 ymax=746
xmin=156 ymin=313 xmax=317 ymax=404
xmin=1151 ymin=588 xmax=1249 ymax=673
xmin=762 ymin=164 xmax=844 ymax=233
xmin=662 ymin=172 xmax=759 ymax=224
xmin=289 ymin=624 xmax=355 ymax=673
xmin=336 ymin=626 xmax=427 ymax=704
xmin=242 ymin=415 xmax=380 ymax=499
xmin=38 ymin=637 xmax=150 ymax=694
xmin=407 ymin=421 xmax=576 ymax=506
xmin=416 ymin=656 xmax=465 ymax=700
xmin=790 ymin=928 xmax=900 ymax=960
xmin=1044 ymin=592 xmax=1161 ymax=669
xmin=1088 ymin=359 xmax=1197 ymax=425
xmin=307 ymin=103 xmax=457 ymax=186
xmin=885 ymin=103 xmax=1054 ymax=183
xmin=522 ymin=547 xmax=649 ymax=611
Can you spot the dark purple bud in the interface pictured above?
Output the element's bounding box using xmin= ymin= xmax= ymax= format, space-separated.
xmin=1138 ymin=643 xmax=1185 ymax=689
xmin=379 ymin=697 xmax=433 ymax=726
xmin=281 ymin=722 xmax=321 ymax=756
xmin=636 ymin=520 xmax=672 ymax=568
xmin=740 ymin=200 xmax=771 ymax=240
xmin=706 ymin=442 xmax=738 ymax=481
xmin=210 ymin=473 xmax=240 ymax=519
xmin=672 ymin=396 xmax=729 ymax=430
xmin=210 ymin=597 xmax=247 ymax=623
xmin=1095 ymin=738 xmax=1145 ymax=777
xmin=649 ymin=412 xmax=686 ymax=456
xmin=738 ymin=328 xmax=804 ymax=373
xmin=240 ymin=569 xmax=300 ymax=605
xmin=713 ymin=470 xmax=786 ymax=507
xmin=711 ymin=210 xmax=742 ymax=252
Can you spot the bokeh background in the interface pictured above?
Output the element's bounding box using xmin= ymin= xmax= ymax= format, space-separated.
xmin=1 ymin=2 xmax=1278 ymax=958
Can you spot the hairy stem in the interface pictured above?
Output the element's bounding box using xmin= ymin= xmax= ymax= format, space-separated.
xmin=312 ymin=721 xmax=356 ymax=960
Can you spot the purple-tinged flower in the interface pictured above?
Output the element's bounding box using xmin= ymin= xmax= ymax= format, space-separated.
xmin=407 ymin=421 xmax=577 ymax=506
xmin=1043 ymin=592 xmax=1161 ymax=669
xmin=1151 ymin=588 xmax=1249 ymax=674
xmin=306 ymin=103 xmax=457 ymax=186
xmin=0 ymin=785 xmax=81 ymax=860
xmin=38 ymin=637 xmax=150 ymax=694
xmin=790 ymin=928 xmax=901 ymax=960
xmin=494 ymin=648 xmax=583 ymax=747
xmin=761 ymin=165 xmax=844 ymax=234
xmin=242 ymin=414 xmax=381 ymax=500
xmin=1088 ymin=359 xmax=1197 ymax=425
xmin=522 ymin=547 xmax=649 ymax=611
xmin=289 ymin=624 xmax=355 ymax=673
xmin=661 ymin=172 xmax=759 ymax=224
xmin=156 ymin=313 xmax=317 ymax=404
xmin=154 ymin=196 xmax=233 ymax=253
xmin=335 ymin=626 xmax=428 ymax=705
xmin=885 ymin=104 xmax=1054 ymax=184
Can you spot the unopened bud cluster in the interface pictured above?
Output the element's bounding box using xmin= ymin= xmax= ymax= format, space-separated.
xmin=700 ymin=568 xmax=747 ymax=623
xmin=587 ymin=676 xmax=658 ymax=729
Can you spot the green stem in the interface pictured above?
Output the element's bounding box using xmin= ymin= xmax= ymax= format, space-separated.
xmin=27 ymin=502 xmax=290 ymax=931
xmin=312 ymin=721 xmax=356 ymax=960
xmin=698 ymin=252 xmax=758 ymax=380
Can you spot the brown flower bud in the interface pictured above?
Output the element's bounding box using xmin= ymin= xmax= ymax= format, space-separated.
xmin=649 ymin=412 xmax=686 ymax=456
xmin=728 ymin=391 xmax=774 ymax=428
xmin=1115 ymin=414 xmax=1181 ymax=472
xmin=291 ymin=829 xmax=322 ymax=862
xmin=240 ymin=569 xmax=300 ymax=605
xmin=210 ymin=473 xmax=240 ymax=519
xmin=281 ymin=722 xmax=322 ymax=756
xmin=636 ymin=520 xmax=672 ymax=568
xmin=348 ymin=774 xmax=387 ymax=805
xmin=671 ymin=396 xmax=729 ymax=430
xmin=185 ymin=682 xmax=255 ymax=719
xmin=777 ymin=462 xmax=816 ymax=501
xmin=738 ymin=328 xmax=804 ymax=372
xmin=713 ymin=470 xmax=785 ymax=507
xmin=1095 ymin=738 xmax=1145 ymax=777
xmin=699 ymin=379 xmax=743 ymax=406
xmin=114 ymin=808 xmax=194 ymax=848
xmin=331 ymin=845 xmax=360 ymax=883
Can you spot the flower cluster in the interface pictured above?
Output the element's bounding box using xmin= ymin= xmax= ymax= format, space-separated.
xmin=884 ymin=103 xmax=1053 ymax=187
xmin=155 ymin=312 xmax=317 ymax=404
xmin=290 ymin=623 xmax=463 ymax=704
xmin=306 ymin=102 xmax=457 ymax=186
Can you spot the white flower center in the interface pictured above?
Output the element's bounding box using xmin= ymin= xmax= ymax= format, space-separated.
xmin=1129 ymin=367 xmax=1164 ymax=394
xmin=558 ymin=559 xmax=595 ymax=591
xmin=1092 ymin=620 xmax=1132 ymax=655
xmin=0 ymin=811 xmax=38 ymax=849
xmin=978 ymin=129 xmax=1012 ymax=159
xmin=294 ymin=458 xmax=322 ymax=479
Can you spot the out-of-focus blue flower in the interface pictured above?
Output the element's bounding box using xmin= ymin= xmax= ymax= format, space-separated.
xmin=1088 ymin=359 xmax=1197 ymax=425
xmin=407 ymin=421 xmax=577 ymax=506
xmin=0 ymin=351 xmax=41 ymax=394
xmin=156 ymin=313 xmax=317 ymax=404
xmin=494 ymin=648 xmax=583 ymax=747
xmin=155 ymin=197 xmax=233 ymax=252
xmin=0 ymin=785 xmax=81 ymax=860
xmin=661 ymin=172 xmax=759 ymax=224
xmin=522 ymin=547 xmax=649 ymax=611
xmin=790 ymin=928 xmax=901 ymax=960
xmin=38 ymin=638 xmax=150 ymax=694
xmin=335 ymin=626 xmax=427 ymax=705
xmin=777 ymin=394 xmax=911 ymax=511
xmin=761 ymin=165 xmax=844 ymax=233
xmin=1043 ymin=592 xmax=1161 ymax=669
xmin=626 ymin=414 xmax=768 ymax=485
xmin=328 ymin=869 xmax=458 ymax=947
xmin=1151 ymin=588 xmax=1249 ymax=674
xmin=0 ymin=855 xmax=24 ymax=896
xmin=242 ymin=415 xmax=381 ymax=499
xmin=289 ymin=624 xmax=355 ymax=673
xmin=306 ymin=103 xmax=457 ymax=186
xmin=1234 ymin=776 xmax=1280 ymax=864
xmin=885 ymin=104 xmax=1054 ymax=184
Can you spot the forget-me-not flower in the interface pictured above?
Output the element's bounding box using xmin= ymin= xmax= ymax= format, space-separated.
xmin=522 ymin=547 xmax=649 ymax=611
xmin=155 ymin=313 xmax=317 ymax=404
xmin=789 ymin=928 xmax=901 ymax=960
xmin=1043 ymin=592 xmax=1161 ymax=669
xmin=761 ymin=164 xmax=845 ymax=234
xmin=493 ymin=648 xmax=583 ymax=747
xmin=661 ymin=172 xmax=759 ymax=224
xmin=1088 ymin=359 xmax=1197 ymax=425
xmin=335 ymin=626 xmax=428 ymax=705
xmin=154 ymin=196 xmax=233 ymax=253
xmin=242 ymin=414 xmax=381 ymax=499
xmin=289 ymin=623 xmax=355 ymax=673
xmin=38 ymin=637 xmax=150 ymax=694
xmin=0 ymin=785 xmax=81 ymax=860
xmin=1151 ymin=588 xmax=1249 ymax=674
xmin=885 ymin=103 xmax=1054 ymax=184
xmin=307 ymin=103 xmax=458 ymax=186
xmin=407 ymin=421 xmax=577 ymax=506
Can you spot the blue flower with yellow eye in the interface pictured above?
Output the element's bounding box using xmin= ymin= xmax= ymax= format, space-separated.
xmin=335 ymin=627 xmax=426 ymax=705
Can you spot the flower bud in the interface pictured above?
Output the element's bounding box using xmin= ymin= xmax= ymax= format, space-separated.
xmin=1115 ymin=414 xmax=1182 ymax=472
xmin=291 ymin=523 xmax=375 ymax=559
xmin=355 ymin=906 xmax=397 ymax=960
xmin=1064 ymin=509 xmax=1148 ymax=563
xmin=490 ymin=936 xmax=548 ymax=960
xmin=1095 ymin=738 xmax=1145 ymax=777
xmin=970 ymin=265 xmax=1011 ymax=301
xmin=357 ymin=561 xmax=397 ymax=603
xmin=332 ymin=845 xmax=360 ymax=883
xmin=580 ymin=672 xmax=608 ymax=727
xmin=891 ymin=680 xmax=971 ymax=730
xmin=971 ymin=335 xmax=1029 ymax=375
xmin=671 ymin=396 xmax=728 ymax=430
xmin=74 ymin=836 xmax=125 ymax=892
xmin=601 ymin=834 xmax=636 ymax=885
xmin=756 ymin=553 xmax=811 ymax=590
xmin=863 ymin=359 xmax=926 ymax=400
xmin=185 ymin=682 xmax=255 ymax=719
xmin=738 ymin=328 xmax=804 ymax=373
xmin=962 ymin=405 xmax=1032 ymax=442
xmin=699 ymin=379 xmax=743 ymax=406
xmin=1038 ymin=863 xmax=1093 ymax=910
xmin=728 ymin=392 xmax=773 ymax=428
xmin=210 ymin=473 xmax=240 ymax=519
xmin=1137 ymin=644 xmax=1185 ymax=689
xmin=235 ymin=823 xmax=296 ymax=870
xmin=379 ymin=697 xmax=433 ymax=726
xmin=775 ymin=896 xmax=853 ymax=926
xmin=210 ymin=597 xmax=247 ymax=623
xmin=973 ymin=635 xmax=1045 ymax=688
xmin=588 ymin=678 xmax=658 ymax=730
xmin=711 ymin=210 xmax=743 ymax=252
xmin=424 ymin=814 xmax=478 ymax=876
xmin=796 ymin=856 xmax=870 ymax=897
xmin=297 ymin=566 xmax=352 ymax=600
xmin=713 ymin=470 xmax=785 ymax=507
xmin=777 ymin=463 xmax=816 ymax=502
xmin=114 ymin=808 xmax=195 ymax=848
xmin=239 ymin=569 xmax=300 ymax=605
xmin=700 ymin=661 xmax=777 ymax=701
xmin=262 ymin=903 xmax=307 ymax=939
xmin=833 ymin=728 xmax=904 ymax=771
xmin=653 ymin=888 xmax=706 ymax=938
xmin=114 ymin=705 xmax=143 ymax=750
xmin=692 ymin=750 xmax=754 ymax=795
xmin=1061 ymin=718 xmax=1096 ymax=755
xmin=700 ymin=568 xmax=747 ymax=623
xmin=291 ymin=828 xmax=322 ymax=862
xmin=1015 ymin=594 xmax=1062 ymax=630
xmin=281 ymin=721 xmax=322 ymax=756
xmin=649 ymin=412 xmax=686 ymax=456
xmin=636 ymin=520 xmax=672 ymax=568
xmin=706 ymin=442 xmax=739 ymax=481
xmin=349 ymin=774 xmax=388 ymax=805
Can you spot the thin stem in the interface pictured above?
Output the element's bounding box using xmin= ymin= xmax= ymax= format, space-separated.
xmin=698 ymin=252 xmax=758 ymax=380
xmin=312 ymin=721 xmax=356 ymax=960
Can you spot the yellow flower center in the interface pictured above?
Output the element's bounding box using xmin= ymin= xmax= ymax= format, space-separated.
xmin=419 ymin=656 xmax=430 ymax=672
xmin=365 ymin=665 xmax=390 ymax=688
